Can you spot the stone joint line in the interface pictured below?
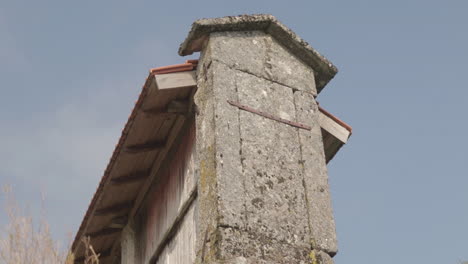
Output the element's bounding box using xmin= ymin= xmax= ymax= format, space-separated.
xmin=227 ymin=100 xmax=312 ymax=130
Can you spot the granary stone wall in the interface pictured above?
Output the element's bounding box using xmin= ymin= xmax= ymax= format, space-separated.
xmin=192 ymin=29 xmax=336 ymax=263
xmin=121 ymin=14 xmax=340 ymax=264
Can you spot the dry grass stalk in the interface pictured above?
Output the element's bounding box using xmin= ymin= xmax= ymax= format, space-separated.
xmin=81 ymin=236 xmax=100 ymax=264
xmin=0 ymin=185 xmax=99 ymax=264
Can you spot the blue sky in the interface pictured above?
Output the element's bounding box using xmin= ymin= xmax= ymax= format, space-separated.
xmin=1 ymin=0 xmax=467 ymax=263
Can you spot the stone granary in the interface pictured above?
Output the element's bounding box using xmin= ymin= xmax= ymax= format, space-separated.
xmin=71 ymin=14 xmax=352 ymax=264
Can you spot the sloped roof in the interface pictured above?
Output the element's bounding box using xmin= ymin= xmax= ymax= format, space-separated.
xmin=71 ymin=59 xmax=351 ymax=263
xmin=71 ymin=60 xmax=198 ymax=263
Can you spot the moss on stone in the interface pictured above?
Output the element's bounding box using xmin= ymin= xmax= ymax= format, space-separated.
xmin=309 ymin=250 xmax=318 ymax=264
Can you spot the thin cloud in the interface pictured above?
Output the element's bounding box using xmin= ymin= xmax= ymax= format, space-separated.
xmin=0 ymin=15 xmax=29 ymax=70
xmin=0 ymin=75 xmax=138 ymax=241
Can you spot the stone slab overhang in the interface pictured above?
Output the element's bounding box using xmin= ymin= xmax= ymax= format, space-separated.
xmin=71 ymin=60 xmax=350 ymax=263
xmin=179 ymin=14 xmax=337 ymax=92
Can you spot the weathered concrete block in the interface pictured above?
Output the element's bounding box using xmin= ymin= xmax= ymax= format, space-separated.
xmin=236 ymin=70 xmax=310 ymax=247
xmin=217 ymin=227 xmax=312 ymax=264
xmin=196 ymin=58 xmax=246 ymax=229
xmin=208 ymin=31 xmax=265 ymax=82
xmin=206 ymin=31 xmax=317 ymax=94
xmin=264 ymin=34 xmax=317 ymax=95
xmin=294 ymin=90 xmax=337 ymax=254
xmin=195 ymin=59 xmax=335 ymax=263
xmin=210 ymin=62 xmax=246 ymax=230
xmin=193 ymin=53 xmax=219 ymax=259
xmin=194 ymin=56 xmax=247 ymax=260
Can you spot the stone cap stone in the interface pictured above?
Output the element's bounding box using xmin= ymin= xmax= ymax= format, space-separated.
xmin=179 ymin=14 xmax=338 ymax=91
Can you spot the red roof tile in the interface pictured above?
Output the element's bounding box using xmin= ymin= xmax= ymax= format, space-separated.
xmin=150 ymin=60 xmax=198 ymax=75
xmin=319 ymin=106 xmax=352 ymax=133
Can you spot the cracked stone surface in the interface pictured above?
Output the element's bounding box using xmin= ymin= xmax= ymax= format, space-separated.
xmin=192 ymin=17 xmax=338 ymax=263
xmin=206 ymin=31 xmax=317 ymax=95
xmin=217 ymin=227 xmax=312 ymax=263
xmin=236 ymin=69 xmax=310 ymax=248
xmin=294 ymin=91 xmax=338 ymax=254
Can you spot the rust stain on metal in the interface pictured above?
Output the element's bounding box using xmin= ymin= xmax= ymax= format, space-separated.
xmin=227 ymin=100 xmax=312 ymax=130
